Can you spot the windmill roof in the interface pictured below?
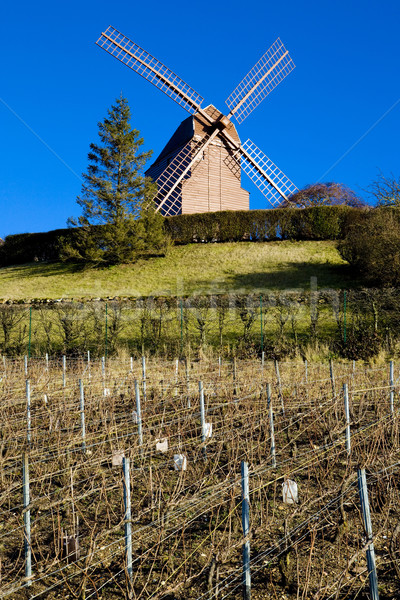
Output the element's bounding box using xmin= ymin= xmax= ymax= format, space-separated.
xmin=150 ymin=114 xmax=194 ymax=166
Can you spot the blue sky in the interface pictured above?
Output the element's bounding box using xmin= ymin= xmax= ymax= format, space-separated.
xmin=1 ymin=0 xmax=399 ymax=238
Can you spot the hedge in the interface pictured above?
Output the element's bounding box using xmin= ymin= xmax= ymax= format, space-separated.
xmin=164 ymin=206 xmax=367 ymax=244
xmin=0 ymin=206 xmax=370 ymax=267
xmin=0 ymin=228 xmax=70 ymax=267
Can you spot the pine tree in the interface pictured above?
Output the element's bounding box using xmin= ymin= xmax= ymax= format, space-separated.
xmin=62 ymin=96 xmax=166 ymax=265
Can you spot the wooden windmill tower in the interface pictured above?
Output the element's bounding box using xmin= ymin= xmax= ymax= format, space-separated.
xmin=97 ymin=27 xmax=298 ymax=216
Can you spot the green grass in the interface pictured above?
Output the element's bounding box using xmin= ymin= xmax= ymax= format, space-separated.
xmin=0 ymin=240 xmax=359 ymax=300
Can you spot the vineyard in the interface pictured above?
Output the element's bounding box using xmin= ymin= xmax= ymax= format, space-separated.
xmin=1 ymin=287 xmax=400 ymax=361
xmin=1 ymin=354 xmax=400 ymax=599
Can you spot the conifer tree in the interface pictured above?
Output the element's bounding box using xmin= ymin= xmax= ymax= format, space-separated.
xmin=62 ymin=96 xmax=166 ymax=265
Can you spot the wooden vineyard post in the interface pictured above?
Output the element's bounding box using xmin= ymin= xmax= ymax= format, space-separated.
xmin=62 ymin=355 xmax=66 ymax=389
xmin=174 ymin=358 xmax=179 ymax=397
xmin=122 ymin=457 xmax=133 ymax=595
xmin=261 ymin=351 xmax=265 ymax=378
xmin=343 ymin=383 xmax=351 ymax=457
xmin=142 ymin=356 xmax=147 ymax=402
xmin=357 ymin=468 xmax=379 ymax=600
xmin=260 ymin=295 xmax=263 ymax=358
xmin=233 ymin=357 xmax=238 ymax=398
xmin=23 ymin=452 xmax=32 ymax=586
xmin=199 ymin=380 xmax=206 ymax=458
xmin=241 ymin=461 xmax=251 ymax=600
xmin=185 ymin=358 xmax=191 ymax=408
xmin=79 ymin=379 xmax=86 ymax=454
xmin=389 ymin=360 xmax=394 ymax=416
xmin=105 ymin=302 xmax=108 ymax=359
xmin=274 ymin=359 xmax=284 ymax=414
xmin=134 ymin=379 xmax=143 ymax=455
xmin=28 ymin=306 xmax=32 ymax=359
xmin=267 ymin=383 xmax=276 ymax=468
xmin=101 ymin=356 xmax=105 ymax=386
xmin=87 ymin=350 xmax=91 ymax=382
xmin=329 ymin=358 xmax=336 ymax=397
xmin=180 ymin=298 xmax=183 ymax=357
xmin=26 ymin=380 xmax=31 ymax=446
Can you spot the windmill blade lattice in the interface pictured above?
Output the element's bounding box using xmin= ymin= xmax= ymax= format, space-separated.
xmin=97 ymin=26 xmax=204 ymax=114
xmin=153 ymin=134 xmax=213 ymax=215
xmin=96 ymin=27 xmax=298 ymax=213
xmin=226 ymin=39 xmax=295 ymax=124
xmin=240 ymin=139 xmax=298 ymax=206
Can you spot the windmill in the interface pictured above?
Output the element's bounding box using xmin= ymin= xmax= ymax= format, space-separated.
xmin=96 ymin=26 xmax=298 ymax=216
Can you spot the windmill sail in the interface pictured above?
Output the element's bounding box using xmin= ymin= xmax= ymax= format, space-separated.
xmin=97 ymin=27 xmax=204 ymax=114
xmin=240 ymin=139 xmax=298 ymax=206
xmin=154 ymin=130 xmax=221 ymax=215
xmin=226 ymin=39 xmax=295 ymax=124
xmin=97 ymin=28 xmax=298 ymax=213
xmin=153 ymin=137 xmax=208 ymax=215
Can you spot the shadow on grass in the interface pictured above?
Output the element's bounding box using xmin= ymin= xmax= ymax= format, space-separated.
xmin=191 ymin=262 xmax=364 ymax=293
xmin=1 ymin=261 xmax=87 ymax=279
xmin=230 ymin=262 xmax=363 ymax=290
xmin=1 ymin=259 xmax=366 ymax=297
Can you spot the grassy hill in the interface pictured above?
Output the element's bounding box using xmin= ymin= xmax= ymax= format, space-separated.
xmin=0 ymin=240 xmax=358 ymax=300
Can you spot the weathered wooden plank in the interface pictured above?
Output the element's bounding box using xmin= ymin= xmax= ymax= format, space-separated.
xmin=146 ymin=104 xmax=249 ymax=215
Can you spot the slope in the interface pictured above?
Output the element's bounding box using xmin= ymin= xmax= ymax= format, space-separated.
xmin=0 ymin=240 xmax=356 ymax=300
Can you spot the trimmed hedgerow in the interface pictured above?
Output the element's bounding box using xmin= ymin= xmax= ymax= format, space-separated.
xmin=0 ymin=228 xmax=73 ymax=267
xmin=0 ymin=206 xmax=368 ymax=267
xmin=164 ymin=205 xmax=366 ymax=244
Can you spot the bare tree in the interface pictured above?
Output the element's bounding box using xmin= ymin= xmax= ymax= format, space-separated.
xmin=191 ymin=297 xmax=210 ymax=349
xmin=55 ymin=304 xmax=84 ymax=354
xmin=0 ymin=305 xmax=27 ymax=352
xmin=368 ymin=172 xmax=400 ymax=207
xmin=282 ymin=182 xmax=365 ymax=208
